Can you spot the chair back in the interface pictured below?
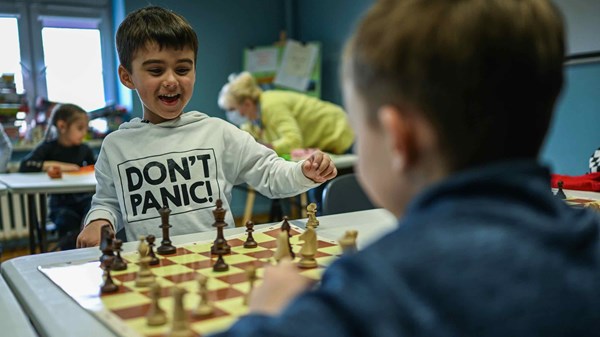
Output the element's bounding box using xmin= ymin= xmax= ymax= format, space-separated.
xmin=322 ymin=173 xmax=375 ymax=215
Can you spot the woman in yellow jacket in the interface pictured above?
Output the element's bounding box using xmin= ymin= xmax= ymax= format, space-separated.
xmin=218 ymin=72 xmax=355 ymax=156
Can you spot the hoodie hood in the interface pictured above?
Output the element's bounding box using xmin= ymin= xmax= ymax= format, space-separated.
xmin=118 ymin=111 xmax=210 ymax=130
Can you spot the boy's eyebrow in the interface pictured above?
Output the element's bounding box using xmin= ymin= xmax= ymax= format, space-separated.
xmin=141 ymin=58 xmax=194 ymax=66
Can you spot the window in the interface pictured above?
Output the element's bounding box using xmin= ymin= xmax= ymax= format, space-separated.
xmin=0 ymin=17 xmax=24 ymax=94
xmin=0 ymin=1 xmax=116 ymax=112
xmin=41 ymin=23 xmax=106 ymax=111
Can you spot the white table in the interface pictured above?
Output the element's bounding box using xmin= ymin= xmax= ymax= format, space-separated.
xmin=0 ymin=208 xmax=397 ymax=337
xmin=0 ymin=172 xmax=97 ymax=253
xmin=0 ymin=273 xmax=38 ymax=337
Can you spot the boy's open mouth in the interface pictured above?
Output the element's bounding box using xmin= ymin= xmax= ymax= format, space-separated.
xmin=159 ymin=94 xmax=181 ymax=103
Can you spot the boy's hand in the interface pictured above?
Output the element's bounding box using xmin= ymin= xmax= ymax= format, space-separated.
xmin=302 ymin=150 xmax=337 ymax=183
xmin=249 ymin=259 xmax=314 ymax=315
xmin=76 ymin=220 xmax=113 ymax=248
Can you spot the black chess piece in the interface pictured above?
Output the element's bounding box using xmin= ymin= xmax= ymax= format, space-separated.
xmin=111 ymin=239 xmax=128 ymax=271
xmin=100 ymin=256 xmax=119 ymax=293
xmin=211 ymin=199 xmax=231 ymax=255
xmin=212 ymin=239 xmax=229 ymax=272
xmin=243 ymin=221 xmax=258 ymax=249
xmin=146 ymin=235 xmax=160 ymax=265
xmin=99 ymin=224 xmax=115 ymax=263
xmin=555 ymin=181 xmax=567 ymax=199
xmin=157 ymin=206 xmax=176 ymax=255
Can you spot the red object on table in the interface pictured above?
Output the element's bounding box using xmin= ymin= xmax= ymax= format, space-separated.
xmin=47 ymin=166 xmax=62 ymax=179
xmin=551 ymin=172 xmax=600 ymax=192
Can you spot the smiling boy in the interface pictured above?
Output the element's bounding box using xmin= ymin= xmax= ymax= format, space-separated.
xmin=77 ymin=6 xmax=337 ymax=247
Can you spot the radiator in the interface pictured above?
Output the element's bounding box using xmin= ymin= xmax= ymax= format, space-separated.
xmin=0 ymin=193 xmax=45 ymax=240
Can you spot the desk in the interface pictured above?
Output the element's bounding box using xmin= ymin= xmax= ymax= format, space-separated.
xmin=0 ymin=273 xmax=38 ymax=337
xmin=0 ymin=172 xmax=97 ymax=253
xmin=0 ymin=208 xmax=396 ymax=337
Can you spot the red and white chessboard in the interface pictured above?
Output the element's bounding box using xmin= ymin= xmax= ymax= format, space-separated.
xmin=39 ymin=224 xmax=341 ymax=337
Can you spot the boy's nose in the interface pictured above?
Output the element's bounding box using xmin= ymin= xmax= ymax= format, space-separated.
xmin=162 ymin=72 xmax=178 ymax=88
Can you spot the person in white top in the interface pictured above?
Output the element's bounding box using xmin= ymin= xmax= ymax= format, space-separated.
xmin=76 ymin=6 xmax=337 ymax=247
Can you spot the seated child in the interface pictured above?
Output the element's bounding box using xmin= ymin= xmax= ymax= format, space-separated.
xmin=20 ymin=103 xmax=95 ymax=250
xmin=76 ymin=6 xmax=337 ymax=247
xmin=211 ymin=0 xmax=600 ymax=336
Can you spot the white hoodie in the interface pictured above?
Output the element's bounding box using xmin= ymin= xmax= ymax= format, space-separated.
xmin=84 ymin=111 xmax=318 ymax=241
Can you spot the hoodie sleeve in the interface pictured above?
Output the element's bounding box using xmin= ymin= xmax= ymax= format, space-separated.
xmin=83 ymin=140 xmax=122 ymax=232
xmin=222 ymin=122 xmax=318 ymax=199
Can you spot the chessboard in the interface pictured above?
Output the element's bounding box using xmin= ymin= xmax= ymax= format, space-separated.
xmin=565 ymin=197 xmax=600 ymax=210
xmin=39 ymin=223 xmax=341 ymax=337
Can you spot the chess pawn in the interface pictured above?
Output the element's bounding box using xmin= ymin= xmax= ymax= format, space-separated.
xmin=243 ymin=221 xmax=258 ymax=249
xmin=146 ymin=235 xmax=160 ymax=266
xmin=168 ymin=287 xmax=194 ymax=337
xmin=135 ymin=256 xmax=156 ymax=287
xmin=298 ymin=224 xmax=318 ymax=269
xmin=111 ymin=239 xmax=128 ymax=271
xmin=306 ymin=203 xmax=320 ymax=228
xmin=555 ymin=181 xmax=567 ymax=199
xmin=338 ymin=230 xmax=359 ymax=255
xmin=194 ymin=274 xmax=214 ymax=317
xmin=135 ymin=236 xmax=156 ymax=287
xmin=146 ymin=283 xmax=167 ymax=326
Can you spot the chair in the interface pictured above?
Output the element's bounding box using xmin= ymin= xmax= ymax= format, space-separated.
xmin=321 ymin=173 xmax=375 ymax=215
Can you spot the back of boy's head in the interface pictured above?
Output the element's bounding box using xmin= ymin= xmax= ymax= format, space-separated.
xmin=344 ymin=0 xmax=564 ymax=171
xmin=116 ymin=6 xmax=198 ymax=72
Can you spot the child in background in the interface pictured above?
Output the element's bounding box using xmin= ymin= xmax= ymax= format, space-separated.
xmin=212 ymin=0 xmax=600 ymax=336
xmin=76 ymin=6 xmax=336 ymax=248
xmin=20 ymin=103 xmax=96 ymax=250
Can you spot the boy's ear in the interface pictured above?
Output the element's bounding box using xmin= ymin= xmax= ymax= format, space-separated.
xmin=378 ymin=105 xmax=417 ymax=171
xmin=118 ymin=65 xmax=135 ymax=89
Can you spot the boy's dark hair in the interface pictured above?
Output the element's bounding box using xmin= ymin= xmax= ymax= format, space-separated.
xmin=116 ymin=6 xmax=198 ymax=72
xmin=344 ymin=0 xmax=565 ymax=171
xmin=45 ymin=103 xmax=87 ymax=141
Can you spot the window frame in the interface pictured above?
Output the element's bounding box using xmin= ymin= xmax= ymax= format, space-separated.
xmin=0 ymin=1 xmax=116 ymax=110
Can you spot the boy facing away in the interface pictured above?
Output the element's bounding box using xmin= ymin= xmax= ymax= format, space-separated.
xmin=212 ymin=0 xmax=600 ymax=336
xmin=76 ymin=6 xmax=336 ymax=247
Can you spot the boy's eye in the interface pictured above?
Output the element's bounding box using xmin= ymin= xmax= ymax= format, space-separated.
xmin=176 ymin=68 xmax=191 ymax=75
xmin=147 ymin=68 xmax=163 ymax=75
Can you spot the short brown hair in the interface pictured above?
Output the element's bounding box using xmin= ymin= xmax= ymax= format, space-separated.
xmin=116 ymin=6 xmax=198 ymax=72
xmin=344 ymin=0 xmax=564 ymax=171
